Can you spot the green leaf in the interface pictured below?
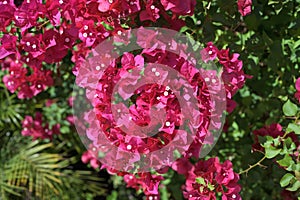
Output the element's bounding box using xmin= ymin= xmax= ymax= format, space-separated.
xmin=207 ymin=183 xmax=215 ymax=191
xmin=60 ymin=126 xmax=70 ymax=134
xmin=280 ymin=173 xmax=294 ymax=187
xmin=160 ymin=186 xmax=169 ymax=200
xmin=107 ymin=191 xmax=118 ymax=200
xmin=286 ymin=180 xmax=300 ymax=191
xmin=286 ymin=123 xmax=300 ymax=135
xmin=283 ymin=100 xmax=298 ymax=116
xmin=265 ymin=146 xmax=281 ymax=159
xmin=196 ymin=177 xmax=206 ymax=185
xmin=282 ymin=137 xmax=297 ymax=154
xmin=277 ymin=154 xmax=294 ymax=167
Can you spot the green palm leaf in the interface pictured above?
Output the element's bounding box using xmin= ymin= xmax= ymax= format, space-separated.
xmin=0 ymin=139 xmax=107 ymax=200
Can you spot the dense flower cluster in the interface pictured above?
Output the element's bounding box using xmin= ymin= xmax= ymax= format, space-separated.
xmin=2 ymin=58 xmax=53 ymax=99
xmin=172 ymin=158 xmax=241 ymax=200
xmin=21 ymin=112 xmax=60 ymax=140
xmin=72 ymin=31 xmax=248 ymax=198
xmin=201 ymin=42 xmax=251 ymax=99
xmin=0 ymin=0 xmax=201 ymax=99
xmin=123 ymin=172 xmax=163 ymax=199
xmin=0 ymin=0 xmax=252 ymax=198
xmin=0 ymin=0 xmax=252 ymax=98
xmin=77 ymin=32 xmax=250 ymax=167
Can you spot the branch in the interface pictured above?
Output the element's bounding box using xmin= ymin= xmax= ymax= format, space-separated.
xmin=239 ymin=155 xmax=267 ymax=175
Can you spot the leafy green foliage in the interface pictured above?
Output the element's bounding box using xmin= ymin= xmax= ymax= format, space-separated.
xmin=0 ymin=138 xmax=107 ymax=200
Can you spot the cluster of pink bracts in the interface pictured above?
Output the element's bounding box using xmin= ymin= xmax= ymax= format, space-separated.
xmin=0 ymin=0 xmax=254 ymax=199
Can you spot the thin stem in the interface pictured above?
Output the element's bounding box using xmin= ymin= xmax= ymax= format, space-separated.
xmin=239 ymin=155 xmax=267 ymax=175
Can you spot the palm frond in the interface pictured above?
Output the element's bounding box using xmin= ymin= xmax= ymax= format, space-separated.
xmin=0 ymin=83 xmax=23 ymax=131
xmin=1 ymin=139 xmax=107 ymax=199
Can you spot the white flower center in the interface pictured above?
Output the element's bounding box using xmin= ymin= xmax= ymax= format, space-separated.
xmin=165 ymin=121 xmax=170 ymax=127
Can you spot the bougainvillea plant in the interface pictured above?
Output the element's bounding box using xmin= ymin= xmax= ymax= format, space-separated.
xmin=0 ymin=0 xmax=299 ymax=200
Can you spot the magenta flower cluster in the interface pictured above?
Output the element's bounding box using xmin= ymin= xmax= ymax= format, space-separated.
xmin=0 ymin=0 xmax=254 ymax=199
xmin=22 ymin=112 xmax=60 ymax=140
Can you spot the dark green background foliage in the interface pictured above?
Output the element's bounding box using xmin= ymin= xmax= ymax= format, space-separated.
xmin=1 ymin=0 xmax=300 ymax=200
